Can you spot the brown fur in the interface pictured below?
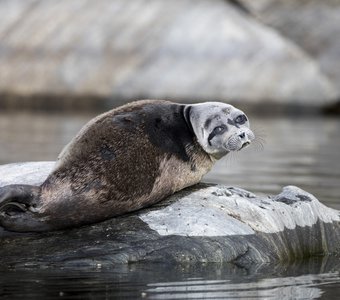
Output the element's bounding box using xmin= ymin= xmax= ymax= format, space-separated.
xmin=34 ymin=100 xmax=213 ymax=230
xmin=0 ymin=100 xmax=255 ymax=232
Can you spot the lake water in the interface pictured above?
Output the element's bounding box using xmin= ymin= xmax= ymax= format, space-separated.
xmin=0 ymin=111 xmax=340 ymax=299
xmin=1 ymin=256 xmax=340 ymax=299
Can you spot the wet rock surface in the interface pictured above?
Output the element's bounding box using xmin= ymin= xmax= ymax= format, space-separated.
xmin=0 ymin=162 xmax=340 ymax=270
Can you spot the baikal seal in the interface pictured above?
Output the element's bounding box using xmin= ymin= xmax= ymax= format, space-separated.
xmin=0 ymin=100 xmax=254 ymax=232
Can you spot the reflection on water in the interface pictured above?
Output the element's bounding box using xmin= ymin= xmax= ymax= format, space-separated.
xmin=146 ymin=273 xmax=338 ymax=299
xmin=1 ymin=112 xmax=340 ymax=299
xmin=1 ymin=256 xmax=340 ymax=299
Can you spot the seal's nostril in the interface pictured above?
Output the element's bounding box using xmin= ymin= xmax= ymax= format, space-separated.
xmin=239 ymin=132 xmax=245 ymax=139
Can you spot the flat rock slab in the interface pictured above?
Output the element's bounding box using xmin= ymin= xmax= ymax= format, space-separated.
xmin=1 ymin=162 xmax=340 ymax=270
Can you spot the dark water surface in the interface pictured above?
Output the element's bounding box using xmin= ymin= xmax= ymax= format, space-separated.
xmin=1 ymin=257 xmax=340 ymax=299
xmin=0 ymin=111 xmax=340 ymax=299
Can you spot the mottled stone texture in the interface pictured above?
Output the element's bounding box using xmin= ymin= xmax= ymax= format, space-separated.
xmin=0 ymin=162 xmax=340 ymax=270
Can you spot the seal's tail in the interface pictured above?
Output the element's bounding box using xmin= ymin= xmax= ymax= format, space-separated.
xmin=0 ymin=184 xmax=47 ymax=232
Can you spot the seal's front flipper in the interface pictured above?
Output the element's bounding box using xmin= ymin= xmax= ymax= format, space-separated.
xmin=0 ymin=185 xmax=49 ymax=232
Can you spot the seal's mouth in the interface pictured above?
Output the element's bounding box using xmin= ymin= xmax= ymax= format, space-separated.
xmin=223 ymin=130 xmax=254 ymax=153
xmin=239 ymin=141 xmax=251 ymax=151
xmin=224 ymin=139 xmax=251 ymax=152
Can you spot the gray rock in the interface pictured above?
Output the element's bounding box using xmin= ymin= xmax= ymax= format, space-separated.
xmin=0 ymin=0 xmax=336 ymax=109
xmin=0 ymin=161 xmax=55 ymax=187
xmin=240 ymin=0 xmax=340 ymax=99
xmin=0 ymin=161 xmax=340 ymax=270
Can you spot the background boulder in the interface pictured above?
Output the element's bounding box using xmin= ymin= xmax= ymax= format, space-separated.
xmin=241 ymin=0 xmax=340 ymax=101
xmin=0 ymin=0 xmax=337 ymax=111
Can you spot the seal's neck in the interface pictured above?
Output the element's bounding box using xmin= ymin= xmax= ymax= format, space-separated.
xmin=182 ymin=105 xmax=195 ymax=135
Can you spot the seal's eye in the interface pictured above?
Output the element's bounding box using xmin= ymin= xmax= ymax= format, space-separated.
xmin=235 ymin=114 xmax=247 ymax=125
xmin=213 ymin=126 xmax=227 ymax=134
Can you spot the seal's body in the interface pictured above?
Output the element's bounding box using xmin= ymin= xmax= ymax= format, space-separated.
xmin=0 ymin=100 xmax=254 ymax=232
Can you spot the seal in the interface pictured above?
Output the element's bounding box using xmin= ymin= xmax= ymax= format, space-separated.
xmin=0 ymin=100 xmax=254 ymax=232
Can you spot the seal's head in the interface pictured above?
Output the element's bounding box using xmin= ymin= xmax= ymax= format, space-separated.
xmin=186 ymin=102 xmax=255 ymax=159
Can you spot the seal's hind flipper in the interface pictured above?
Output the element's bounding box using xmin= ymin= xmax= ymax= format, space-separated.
xmin=0 ymin=201 xmax=28 ymax=214
xmin=0 ymin=184 xmax=40 ymax=212
xmin=0 ymin=185 xmax=47 ymax=232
